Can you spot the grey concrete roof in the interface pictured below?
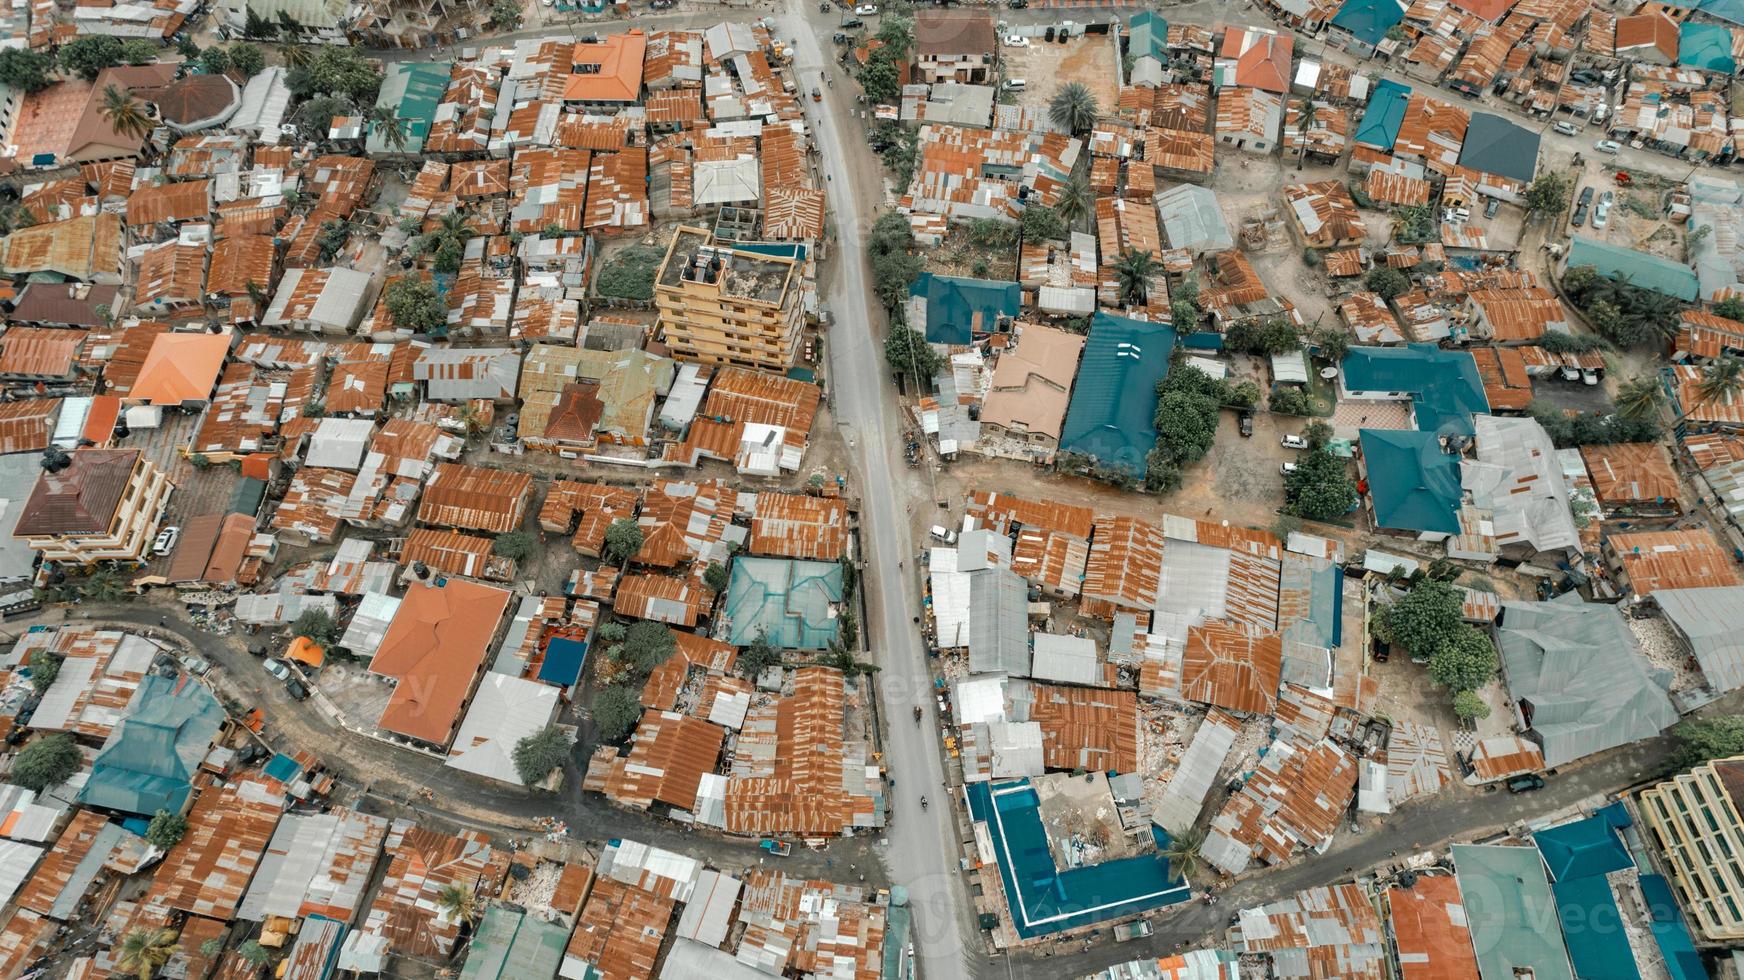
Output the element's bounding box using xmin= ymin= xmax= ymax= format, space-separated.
xmin=1656 ymin=586 xmax=1744 ymax=692
xmin=969 ymin=567 xmax=1031 ymax=676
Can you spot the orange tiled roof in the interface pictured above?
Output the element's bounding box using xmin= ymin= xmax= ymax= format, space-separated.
xmin=370 ymin=579 xmax=512 ymax=746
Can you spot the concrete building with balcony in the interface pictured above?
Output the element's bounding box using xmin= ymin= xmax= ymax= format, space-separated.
xmin=1640 ymin=755 xmax=1744 ymax=942
xmin=13 ymin=449 xmax=173 ymax=568
xmin=654 ymin=227 xmax=804 ymax=373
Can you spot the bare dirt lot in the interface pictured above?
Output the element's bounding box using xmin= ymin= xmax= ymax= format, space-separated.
xmin=999 ymin=33 xmax=1121 ymax=119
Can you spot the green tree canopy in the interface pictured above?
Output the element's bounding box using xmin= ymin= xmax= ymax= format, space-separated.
xmin=291 ymin=607 xmax=337 ymax=645
xmin=1048 ymin=81 xmax=1099 ymax=134
xmin=1283 ymin=447 xmax=1356 ymax=520
xmin=145 ymin=809 xmax=188 ymax=849
xmin=738 ymin=632 xmax=781 ymax=679
xmin=1452 ymin=689 xmax=1491 ymax=722
xmin=703 ymin=562 xmax=730 ymax=593
xmin=0 ymin=49 xmax=55 ymax=93
xmin=1673 ymin=716 xmax=1744 ymax=768
xmin=493 ymin=530 xmax=535 ymax=562
xmin=1715 ymin=296 xmax=1744 ymax=323
xmin=384 ymin=277 xmax=447 ymax=334
xmin=885 ymin=326 xmax=942 ymax=381
xmin=230 ymin=43 xmax=266 ymax=78
xmin=59 ymin=36 xmax=124 ymax=80
xmin=1525 ymin=172 xmax=1571 ymax=213
xmin=11 ymin=733 xmax=80 ymax=792
xmin=618 ymin=621 xmax=677 ymax=674
xmin=1365 ymin=267 xmax=1410 ymax=300
xmin=198 ymin=46 xmax=230 ymax=75
xmin=592 ymin=685 xmax=644 ymax=741
xmin=1020 ymin=204 xmax=1067 ymax=243
xmin=1427 ymin=626 xmax=1498 ymax=692
xmin=603 ymin=519 xmax=644 ymax=564
xmin=285 ymin=47 xmax=382 ymax=102
xmin=26 ymin=651 xmax=59 ymax=695
xmin=1378 ymin=578 xmax=1464 ymax=659
xmin=1224 ymin=318 xmax=1300 ymax=355
xmin=511 ymin=725 xmax=571 ymax=785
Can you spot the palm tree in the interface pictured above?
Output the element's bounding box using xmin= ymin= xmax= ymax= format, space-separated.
xmin=115 ymin=926 xmax=179 ymax=980
xmin=100 ymin=85 xmax=151 ymax=142
xmin=367 ymin=105 xmax=407 ymax=152
xmin=1048 ymin=82 xmax=1099 ymax=135
xmin=1295 ymin=99 xmax=1319 ymax=171
xmin=435 ymin=882 xmax=480 ymax=925
xmin=1160 ymin=826 xmax=1205 ymax=883
xmin=279 ymin=40 xmax=312 ymax=69
xmin=1614 ymin=374 xmax=1666 ymax=421
xmin=1054 ymin=175 xmax=1090 ymax=229
xmin=1114 ymin=248 xmax=1159 ymax=306
xmin=82 ymin=567 xmax=126 ymax=602
xmin=1697 ymin=356 xmax=1744 ymax=408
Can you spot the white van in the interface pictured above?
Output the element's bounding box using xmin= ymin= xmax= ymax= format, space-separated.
xmin=930 ymin=525 xmax=958 ymax=544
xmin=1003 ymin=78 xmax=1026 ymax=90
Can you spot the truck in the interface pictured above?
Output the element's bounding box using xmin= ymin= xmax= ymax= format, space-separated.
xmin=1114 ymin=920 xmax=1153 ymax=942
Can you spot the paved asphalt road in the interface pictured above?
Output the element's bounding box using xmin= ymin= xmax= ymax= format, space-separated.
xmin=782 ymin=4 xmax=981 ymax=979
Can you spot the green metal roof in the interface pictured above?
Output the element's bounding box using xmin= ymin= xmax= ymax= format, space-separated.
xmin=1552 ymin=877 xmax=1642 ymax=980
xmin=1129 ymin=11 xmax=1169 ymax=61
xmin=725 ymin=557 xmax=845 ymax=649
xmin=1359 ymin=429 xmax=1462 ymax=534
xmin=1452 ymin=844 xmax=1575 ymax=980
xmin=459 ymin=907 xmax=569 ymax=980
xmin=1680 ymin=20 xmax=1736 ymax=72
xmin=1341 ymin=343 xmax=1488 ymax=436
xmin=1057 ymin=311 xmax=1176 ymax=478
xmin=909 ymin=273 xmax=1023 ymax=346
xmin=1354 ymin=79 xmax=1411 ymax=148
xmin=1330 ymin=0 xmax=1407 ymax=46
xmin=1534 ymin=813 xmax=1633 ymax=882
xmin=368 ymin=61 xmax=450 ymax=154
xmin=78 ymin=673 xmax=225 ymax=817
xmin=1565 ymin=235 xmax=1701 ymax=302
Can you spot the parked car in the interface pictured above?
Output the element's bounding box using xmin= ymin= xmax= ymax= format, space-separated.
xmin=1576 ymin=185 xmax=1594 ymax=208
xmin=1593 ymin=139 xmax=1622 ymax=154
xmin=263 ymin=658 xmax=292 ymax=682
xmin=179 ymin=655 xmax=210 ymax=676
xmin=1553 ymin=120 xmax=1580 ymax=136
xmin=152 ymin=526 xmax=179 ymax=556
xmin=1238 ymin=412 xmax=1253 ymax=437
xmin=1592 ymin=201 xmax=1609 ymax=229
xmin=1484 ymin=197 xmax=1500 ymax=218
xmin=853 ymin=3 xmax=878 ymax=13
xmin=1506 ymin=773 xmax=1547 ymax=794
xmin=285 ymin=677 xmax=311 ymax=702
xmin=1280 ymin=434 xmax=1309 ymax=450
xmin=1581 ymin=367 xmax=1600 ymax=386
xmin=832 ymin=31 xmax=850 ymax=42
xmin=1003 ymin=78 xmax=1026 ymax=89
xmin=1560 ymin=364 xmax=1582 ymax=382
xmin=1572 ymin=204 xmax=1588 ymax=227
xmin=1279 ymin=462 xmax=1299 ymax=476
xmin=840 ymin=16 xmax=864 ymax=27
xmin=1004 ymin=34 xmax=1029 ymax=46
xmin=1009 ymin=0 xmax=1028 ymax=7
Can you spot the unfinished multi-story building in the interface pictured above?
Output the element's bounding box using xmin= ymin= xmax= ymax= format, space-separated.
xmin=654 ymin=226 xmax=803 ymax=373
xmin=350 ymin=0 xmax=479 ymax=47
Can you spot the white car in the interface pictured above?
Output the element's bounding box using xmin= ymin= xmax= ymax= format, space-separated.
xmin=263 ymin=658 xmax=291 ymax=682
xmin=1280 ymin=434 xmax=1310 ymax=450
xmin=1581 ymin=368 xmax=1600 ymax=386
xmin=1004 ymin=34 xmax=1029 ymax=46
xmin=152 ymin=526 xmax=179 ymax=556
xmin=1280 ymin=462 xmax=1299 ymax=476
xmin=1553 ymin=120 xmax=1579 ymax=136
xmin=1560 ymin=365 xmax=1582 ymax=382
xmin=853 ymin=3 xmax=877 ymax=13
xmin=1593 ymin=139 xmax=1622 ymax=154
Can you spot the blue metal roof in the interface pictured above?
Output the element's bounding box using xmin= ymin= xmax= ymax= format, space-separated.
xmin=1639 ymin=874 xmax=1708 ymax=980
xmin=1057 ymin=311 xmax=1176 ymax=478
xmin=1680 ymin=20 xmax=1736 ymax=72
xmin=1354 ymin=78 xmax=1412 ymax=148
xmin=909 ymin=273 xmax=1023 ymax=346
xmin=1341 ymin=343 xmax=1489 ymax=437
xmin=1330 ymin=0 xmax=1407 ymax=46
xmin=538 ymin=637 xmax=588 ymax=686
xmin=77 ymin=674 xmax=225 ymax=817
xmin=1358 ymin=429 xmax=1463 ymax=534
xmin=1553 ymin=876 xmax=1644 ymax=980
xmin=1534 ymin=814 xmax=1634 ymax=882
xmin=1699 ymin=0 xmax=1744 ymax=26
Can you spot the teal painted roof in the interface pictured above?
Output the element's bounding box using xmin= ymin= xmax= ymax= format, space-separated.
xmin=910 ymin=273 xmax=1023 ymax=346
xmin=1330 ymin=0 xmax=1406 ymax=46
xmin=1680 ymin=21 xmax=1736 ymax=71
xmin=725 ymin=557 xmax=845 ymax=649
xmin=459 ymin=907 xmax=569 ymax=980
xmin=1354 ymin=79 xmax=1412 ymax=148
xmin=1451 ymin=844 xmax=1575 ymax=980
xmin=1639 ymin=874 xmax=1707 ymax=980
xmin=1359 ymin=429 xmax=1462 ymax=534
xmin=1058 ymin=311 xmax=1176 ymax=478
xmin=1129 ymin=11 xmax=1169 ymax=61
xmin=1553 ymin=876 xmax=1643 ymax=980
xmin=1341 ymin=343 xmax=1488 ymax=436
xmin=1565 ymin=235 xmax=1701 ymax=301
xmin=1458 ymin=112 xmax=1540 ymax=185
xmin=1534 ymin=814 xmax=1633 ymax=882
xmin=369 ymin=61 xmax=449 ymax=153
xmin=78 ymin=673 xmax=224 ymax=817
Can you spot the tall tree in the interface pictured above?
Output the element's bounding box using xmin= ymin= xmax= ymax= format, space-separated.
xmin=1293 ymin=99 xmax=1318 ymax=170
xmin=1160 ymin=826 xmax=1205 ymax=882
xmin=1696 ymin=356 xmax=1744 ymax=409
xmin=1614 ymin=374 xmax=1666 ymax=421
xmin=100 ymin=85 xmax=151 ymax=142
xmin=1048 ymin=82 xmax=1099 ymax=135
xmin=0 ymin=48 xmax=54 ymax=93
xmin=115 ymin=927 xmax=180 ymax=980
xmin=1114 ymin=248 xmax=1159 ymax=306
xmin=1053 ymin=175 xmax=1090 ymax=227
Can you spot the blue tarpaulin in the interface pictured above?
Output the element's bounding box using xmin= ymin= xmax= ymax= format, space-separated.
xmin=539 ymin=637 xmax=588 ymax=687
